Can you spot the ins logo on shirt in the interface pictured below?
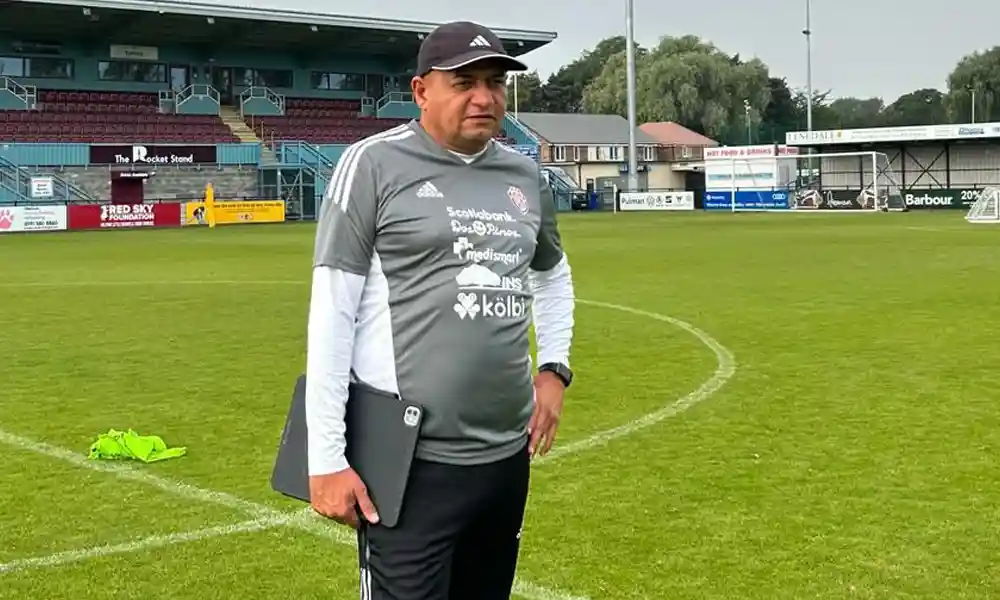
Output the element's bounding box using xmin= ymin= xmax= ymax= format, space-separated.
xmin=453 ymin=264 xmax=525 ymax=321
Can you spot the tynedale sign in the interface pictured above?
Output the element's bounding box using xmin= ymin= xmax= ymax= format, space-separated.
xmin=785 ymin=122 xmax=1000 ymax=145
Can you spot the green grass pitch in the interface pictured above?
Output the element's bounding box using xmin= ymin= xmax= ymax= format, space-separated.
xmin=1 ymin=210 xmax=999 ymax=600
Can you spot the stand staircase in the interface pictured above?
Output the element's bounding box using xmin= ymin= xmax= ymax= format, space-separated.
xmin=220 ymin=105 xmax=277 ymax=164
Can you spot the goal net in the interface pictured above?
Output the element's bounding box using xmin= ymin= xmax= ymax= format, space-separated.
xmin=704 ymin=150 xmax=907 ymax=212
xmin=966 ymin=186 xmax=1000 ymax=223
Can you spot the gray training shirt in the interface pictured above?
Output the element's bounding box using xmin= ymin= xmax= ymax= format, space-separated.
xmin=313 ymin=120 xmax=566 ymax=466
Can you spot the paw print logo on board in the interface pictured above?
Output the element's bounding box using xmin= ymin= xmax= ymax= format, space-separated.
xmin=0 ymin=209 xmax=14 ymax=230
xmin=453 ymin=293 xmax=480 ymax=320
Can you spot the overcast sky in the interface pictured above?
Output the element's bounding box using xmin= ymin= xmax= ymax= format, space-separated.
xmin=222 ymin=0 xmax=994 ymax=102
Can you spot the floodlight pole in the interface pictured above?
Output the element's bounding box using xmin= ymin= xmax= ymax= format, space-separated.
xmin=803 ymin=0 xmax=814 ymax=181
xmin=625 ymin=0 xmax=639 ymax=192
xmin=804 ymin=0 xmax=813 ymax=135
xmin=512 ymin=73 xmax=519 ymax=119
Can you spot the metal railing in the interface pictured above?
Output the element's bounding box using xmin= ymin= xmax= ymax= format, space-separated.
xmin=176 ymin=84 xmax=220 ymax=110
xmin=503 ymin=113 xmax=541 ymax=145
xmin=376 ymin=91 xmax=413 ymax=111
xmin=240 ymin=86 xmax=285 ymax=117
xmin=1 ymin=76 xmax=35 ymax=109
xmin=543 ymin=166 xmax=581 ymax=193
xmin=1 ymin=155 xmax=95 ymax=203
xmin=275 ymin=141 xmax=334 ymax=174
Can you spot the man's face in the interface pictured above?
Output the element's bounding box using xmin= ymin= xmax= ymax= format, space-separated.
xmin=413 ymin=61 xmax=508 ymax=150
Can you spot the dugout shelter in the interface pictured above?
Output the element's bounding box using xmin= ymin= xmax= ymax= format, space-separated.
xmin=0 ymin=0 xmax=554 ymax=216
xmin=785 ymin=122 xmax=1000 ymax=212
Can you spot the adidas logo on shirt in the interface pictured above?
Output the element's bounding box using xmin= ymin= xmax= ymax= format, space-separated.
xmin=469 ymin=35 xmax=491 ymax=48
xmin=416 ymin=181 xmax=444 ymax=198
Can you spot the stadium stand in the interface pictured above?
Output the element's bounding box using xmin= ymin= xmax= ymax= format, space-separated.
xmin=1 ymin=90 xmax=239 ymax=143
xmin=0 ymin=0 xmax=553 ymax=211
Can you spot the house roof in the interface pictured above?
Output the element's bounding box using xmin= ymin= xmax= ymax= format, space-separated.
xmin=515 ymin=113 xmax=660 ymax=145
xmin=639 ymin=122 xmax=718 ymax=146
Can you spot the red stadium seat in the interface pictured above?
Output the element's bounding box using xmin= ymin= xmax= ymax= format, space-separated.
xmin=245 ymin=97 xmax=410 ymax=144
xmin=3 ymin=91 xmax=411 ymax=145
xmin=0 ymin=89 xmax=240 ymax=144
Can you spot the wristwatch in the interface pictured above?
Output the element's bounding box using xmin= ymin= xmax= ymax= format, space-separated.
xmin=538 ymin=362 xmax=573 ymax=388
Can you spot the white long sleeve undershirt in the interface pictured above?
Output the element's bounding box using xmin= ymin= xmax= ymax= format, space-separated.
xmin=305 ymin=255 xmax=575 ymax=477
xmin=304 ymin=266 xmax=365 ymax=476
xmin=528 ymin=254 xmax=575 ymax=368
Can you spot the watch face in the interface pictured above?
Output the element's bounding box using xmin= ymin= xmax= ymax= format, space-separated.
xmin=542 ymin=364 xmax=572 ymax=386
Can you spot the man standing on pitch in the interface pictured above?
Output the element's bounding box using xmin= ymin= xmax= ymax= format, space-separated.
xmin=305 ymin=20 xmax=576 ymax=600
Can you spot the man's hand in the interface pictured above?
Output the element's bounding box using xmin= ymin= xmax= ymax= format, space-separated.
xmin=309 ymin=468 xmax=380 ymax=529
xmin=527 ymin=371 xmax=566 ymax=458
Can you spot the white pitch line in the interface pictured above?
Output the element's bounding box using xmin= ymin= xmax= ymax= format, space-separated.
xmin=0 ymin=430 xmax=275 ymax=520
xmin=0 ymin=430 xmax=585 ymax=600
xmin=2 ymin=282 xmax=739 ymax=460
xmin=0 ymin=284 xmax=738 ymax=600
xmin=0 ymin=515 xmax=289 ymax=574
xmin=536 ymin=299 xmax=737 ymax=464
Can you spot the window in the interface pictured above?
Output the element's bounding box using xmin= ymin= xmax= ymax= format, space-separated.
xmin=238 ymin=68 xmax=292 ymax=88
xmin=26 ymin=57 xmax=72 ymax=79
xmin=311 ymin=71 xmax=366 ymax=91
xmin=0 ymin=57 xmax=25 ymax=77
xmin=0 ymin=56 xmax=73 ymax=79
xmin=98 ymin=60 xmax=166 ymax=83
xmin=552 ymin=145 xmax=567 ymax=162
xmin=608 ymin=146 xmax=621 ymax=161
xmin=643 ymin=146 xmax=656 ymax=161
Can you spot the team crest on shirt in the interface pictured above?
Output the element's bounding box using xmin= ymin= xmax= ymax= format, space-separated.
xmin=507 ymin=186 xmax=529 ymax=215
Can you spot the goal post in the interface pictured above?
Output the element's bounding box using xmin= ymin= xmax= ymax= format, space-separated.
xmin=703 ymin=148 xmax=908 ymax=213
xmin=965 ymin=186 xmax=1000 ymax=223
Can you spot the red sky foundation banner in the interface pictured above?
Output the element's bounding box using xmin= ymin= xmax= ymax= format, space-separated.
xmin=68 ymin=203 xmax=182 ymax=230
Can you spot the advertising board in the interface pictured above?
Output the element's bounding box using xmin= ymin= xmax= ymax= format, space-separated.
xmin=68 ymin=203 xmax=182 ymax=229
xmin=0 ymin=205 xmax=68 ymax=233
xmin=901 ymin=188 xmax=981 ymax=209
xmin=182 ymin=200 xmax=286 ymax=225
xmin=703 ymin=190 xmax=791 ymax=210
xmin=619 ymin=191 xmax=694 ymax=211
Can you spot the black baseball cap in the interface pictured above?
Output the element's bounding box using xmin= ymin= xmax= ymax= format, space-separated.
xmin=416 ymin=21 xmax=528 ymax=76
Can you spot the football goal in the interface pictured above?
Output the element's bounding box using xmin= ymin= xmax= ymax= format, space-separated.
xmin=965 ymin=186 xmax=1000 ymax=224
xmin=707 ymin=150 xmax=907 ymax=212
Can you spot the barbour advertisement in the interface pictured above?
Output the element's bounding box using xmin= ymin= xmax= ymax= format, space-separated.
xmin=902 ymin=188 xmax=981 ymax=209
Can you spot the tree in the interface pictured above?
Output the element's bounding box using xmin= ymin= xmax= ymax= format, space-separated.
xmin=505 ymin=70 xmax=543 ymax=113
xmin=758 ymin=77 xmax=800 ymax=143
xmin=945 ymin=46 xmax=1000 ymax=123
xmin=791 ymin=88 xmax=840 ymax=131
xmin=827 ymin=97 xmax=885 ymax=128
xmin=535 ymin=35 xmax=637 ymax=113
xmin=580 ymin=34 xmax=771 ymax=142
xmin=882 ymin=88 xmax=947 ymax=126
